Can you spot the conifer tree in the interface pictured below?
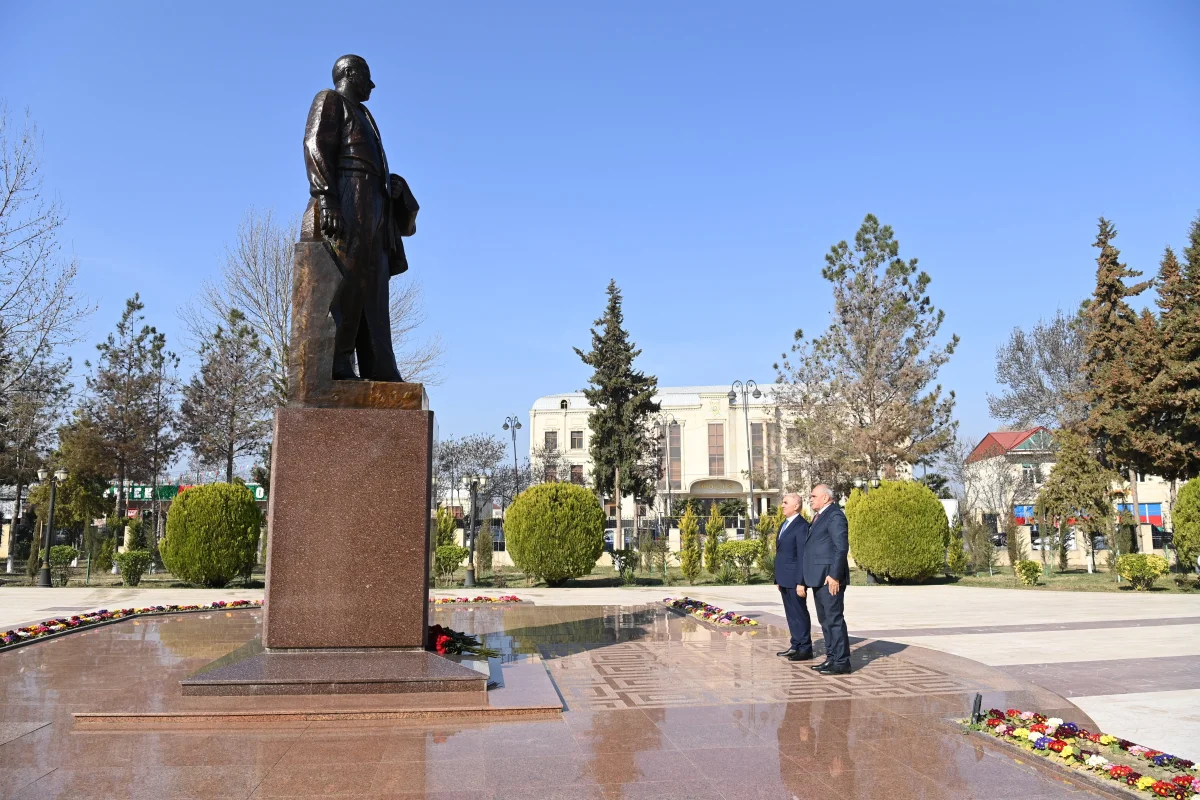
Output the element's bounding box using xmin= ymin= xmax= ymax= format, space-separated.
xmin=179 ymin=309 xmax=273 ymax=483
xmin=84 ymin=295 xmax=159 ymax=517
xmin=678 ymin=505 xmax=701 ymax=584
xmin=775 ymin=215 xmax=958 ymax=482
xmin=1081 ymin=218 xmax=1153 ymax=513
xmin=704 ymin=503 xmax=725 ymax=575
xmin=574 ymin=280 xmax=660 ymax=544
xmin=1145 ymin=215 xmax=1200 ymax=480
xmin=1035 ymin=429 xmax=1116 ymax=573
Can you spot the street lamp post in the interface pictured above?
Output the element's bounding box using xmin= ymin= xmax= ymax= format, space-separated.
xmin=502 ymin=415 xmax=522 ymax=496
xmin=36 ymin=467 xmax=68 ymax=588
xmin=728 ymin=380 xmax=762 ymax=534
xmin=855 ymin=470 xmax=882 ymax=584
xmin=465 ymin=479 xmax=479 ymax=588
xmin=656 ymin=413 xmax=677 ymax=537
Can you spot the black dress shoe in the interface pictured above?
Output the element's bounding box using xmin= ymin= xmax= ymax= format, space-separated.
xmin=787 ymin=649 xmax=815 ymax=662
xmin=776 ymin=648 xmax=797 ymax=657
xmin=809 ymin=661 xmax=831 ymax=671
xmin=816 ymin=663 xmax=851 ymax=675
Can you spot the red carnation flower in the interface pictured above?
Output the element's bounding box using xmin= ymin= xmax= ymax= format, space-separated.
xmin=435 ymin=634 xmax=452 ymax=655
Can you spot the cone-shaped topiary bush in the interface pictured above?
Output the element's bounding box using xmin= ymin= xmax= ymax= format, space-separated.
xmin=846 ymin=480 xmax=948 ymax=583
xmin=504 ymin=482 xmax=604 ymax=587
xmin=161 ymin=482 xmax=262 ymax=588
xmin=1174 ymin=477 xmax=1200 ymax=575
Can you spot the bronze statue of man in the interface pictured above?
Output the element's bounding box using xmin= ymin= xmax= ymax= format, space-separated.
xmin=304 ymin=54 xmax=418 ymax=382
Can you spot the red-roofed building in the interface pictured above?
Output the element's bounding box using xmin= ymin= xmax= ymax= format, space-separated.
xmin=963 ymin=427 xmax=1176 ymax=569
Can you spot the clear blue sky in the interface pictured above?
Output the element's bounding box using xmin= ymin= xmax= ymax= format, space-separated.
xmin=3 ymin=1 xmax=1197 ymax=462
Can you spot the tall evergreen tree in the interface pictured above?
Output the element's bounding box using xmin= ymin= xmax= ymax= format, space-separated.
xmin=84 ymin=295 xmax=159 ymax=517
xmin=1145 ymin=216 xmax=1200 ymax=480
xmin=1081 ymin=219 xmax=1153 ymax=514
xmin=144 ymin=334 xmax=180 ymax=557
xmin=179 ymin=309 xmax=273 ymax=483
xmin=574 ymin=280 xmax=660 ymax=543
xmin=776 ymin=214 xmax=958 ymax=483
xmin=1035 ymin=429 xmax=1117 ymax=573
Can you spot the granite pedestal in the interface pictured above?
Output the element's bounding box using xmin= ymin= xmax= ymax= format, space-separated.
xmin=185 ymin=397 xmax=486 ymax=696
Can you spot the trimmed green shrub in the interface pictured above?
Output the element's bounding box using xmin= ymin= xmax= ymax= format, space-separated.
xmin=434 ymin=544 xmax=469 ymax=583
xmin=1116 ymin=553 xmax=1170 ymax=591
xmin=161 ymin=483 xmax=262 ymax=588
xmin=126 ymin=517 xmax=146 ymax=550
xmin=115 ymin=549 xmax=152 ymax=586
xmin=1014 ymin=559 xmax=1042 ymax=586
xmin=475 ymin=519 xmax=493 ymax=577
xmin=719 ymin=540 xmax=761 ymax=584
xmin=26 ymin=531 xmax=42 ymax=579
xmin=678 ymin=506 xmax=702 ymax=584
xmin=755 ymin=506 xmax=785 ymax=572
xmin=1174 ymin=478 xmax=1200 ymax=575
xmin=504 ymin=482 xmax=604 ymax=587
xmin=703 ymin=504 xmax=725 ymax=575
xmin=946 ymin=521 xmax=968 ymax=576
xmin=48 ymin=545 xmax=79 ymax=587
xmin=95 ymin=536 xmax=115 ymax=573
xmin=434 ymin=505 xmax=458 ymax=549
xmin=846 ymin=480 xmax=948 ymax=583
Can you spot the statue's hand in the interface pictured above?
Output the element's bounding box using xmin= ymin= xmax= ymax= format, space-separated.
xmin=319 ymin=206 xmax=345 ymax=239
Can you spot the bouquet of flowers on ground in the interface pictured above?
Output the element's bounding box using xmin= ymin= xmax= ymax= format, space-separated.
xmin=664 ymin=597 xmax=758 ymax=626
xmin=427 ymin=624 xmax=500 ymax=658
xmin=430 ymin=595 xmax=523 ymax=604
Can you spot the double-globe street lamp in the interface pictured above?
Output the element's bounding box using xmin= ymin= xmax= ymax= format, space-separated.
xmin=728 ymin=380 xmax=762 ymax=532
xmin=501 ymin=415 xmax=522 ymax=495
xmin=36 ymin=466 xmax=68 ymax=588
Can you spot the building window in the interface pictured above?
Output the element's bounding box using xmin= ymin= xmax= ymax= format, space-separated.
xmin=667 ymin=423 xmax=682 ymax=490
xmin=570 ymin=430 xmax=584 ymax=450
xmin=570 ymin=464 xmax=583 ymax=485
xmin=544 ymin=465 xmax=557 ymax=482
xmin=544 ymin=431 xmax=558 ymax=451
xmin=559 ymin=399 xmax=569 ymax=409
xmin=708 ymin=423 xmax=724 ymax=476
xmin=751 ymin=422 xmax=764 ymax=481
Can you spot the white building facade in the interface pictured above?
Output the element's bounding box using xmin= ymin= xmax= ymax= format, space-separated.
xmin=529 ymin=385 xmax=786 ymax=524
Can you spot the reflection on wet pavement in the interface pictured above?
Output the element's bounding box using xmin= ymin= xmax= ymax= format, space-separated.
xmin=0 ymin=604 xmax=1116 ymax=798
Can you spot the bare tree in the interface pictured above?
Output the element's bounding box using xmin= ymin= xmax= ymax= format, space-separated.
xmin=988 ymin=308 xmax=1089 ymax=429
xmin=183 ymin=208 xmax=444 ymax=395
xmin=0 ymin=105 xmax=91 ymax=405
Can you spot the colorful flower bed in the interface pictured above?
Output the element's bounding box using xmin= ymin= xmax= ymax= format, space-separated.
xmin=1 ymin=600 xmax=262 ymax=651
xmin=664 ymin=597 xmax=758 ymax=626
xmin=430 ymin=595 xmax=523 ymax=604
xmin=427 ymin=624 xmax=499 ymax=657
xmin=966 ymin=707 xmax=1199 ymax=798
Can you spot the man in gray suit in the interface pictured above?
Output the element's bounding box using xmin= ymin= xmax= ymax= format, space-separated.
xmin=773 ymin=492 xmax=813 ymax=661
xmin=804 ymin=484 xmax=851 ymax=674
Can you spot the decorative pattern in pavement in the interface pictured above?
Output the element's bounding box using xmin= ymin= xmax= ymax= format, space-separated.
xmin=540 ymin=636 xmax=990 ymax=711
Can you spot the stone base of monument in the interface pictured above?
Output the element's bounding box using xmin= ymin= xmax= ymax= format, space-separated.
xmin=179 ymin=639 xmax=486 ymax=697
xmin=179 ymin=394 xmax=488 ymax=699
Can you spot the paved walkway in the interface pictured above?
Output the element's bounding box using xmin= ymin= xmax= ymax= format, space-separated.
xmin=5 ymin=583 xmax=1198 ymax=758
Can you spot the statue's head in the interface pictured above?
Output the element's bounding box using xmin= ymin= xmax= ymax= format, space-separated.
xmin=333 ymin=54 xmax=375 ymax=101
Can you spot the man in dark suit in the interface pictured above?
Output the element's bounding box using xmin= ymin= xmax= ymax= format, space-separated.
xmin=773 ymin=492 xmax=813 ymax=661
xmin=804 ymin=484 xmax=851 ymax=674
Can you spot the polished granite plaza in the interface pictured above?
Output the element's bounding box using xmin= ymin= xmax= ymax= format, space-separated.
xmin=0 ymin=603 xmax=1128 ymax=799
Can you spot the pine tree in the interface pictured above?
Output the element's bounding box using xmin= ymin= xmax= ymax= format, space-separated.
xmin=704 ymin=503 xmax=725 ymax=575
xmin=1081 ymin=218 xmax=1154 ymax=512
xmin=574 ymin=280 xmax=660 ymax=543
xmin=678 ymin=505 xmax=701 ymax=584
xmin=1145 ymin=215 xmax=1200 ymax=480
xmin=84 ymin=295 xmax=159 ymax=517
xmin=1035 ymin=429 xmax=1117 ymax=573
xmin=775 ymin=215 xmax=958 ymax=483
xmin=179 ymin=309 xmax=273 ymax=483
